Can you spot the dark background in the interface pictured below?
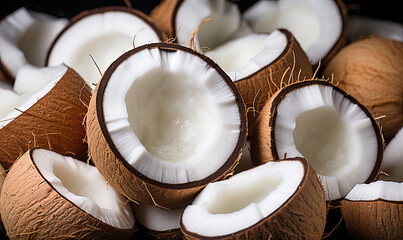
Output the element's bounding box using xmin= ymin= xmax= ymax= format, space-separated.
xmin=0 ymin=0 xmax=402 ymax=24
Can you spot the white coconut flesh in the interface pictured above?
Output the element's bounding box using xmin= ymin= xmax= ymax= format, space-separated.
xmin=32 ymin=148 xmax=135 ymax=229
xmin=0 ymin=64 xmax=67 ymax=122
xmin=47 ymin=9 xmax=162 ymax=88
xmin=133 ymin=203 xmax=184 ymax=231
xmin=382 ymin=127 xmax=403 ymax=182
xmin=243 ymin=0 xmax=343 ymax=64
xmin=0 ymin=7 xmax=68 ymax=77
xmin=103 ymin=47 xmax=241 ymax=184
xmin=181 ymin=160 xmax=304 ymax=236
xmin=274 ymin=84 xmax=379 ymax=200
xmin=345 ymin=181 xmax=403 ymax=202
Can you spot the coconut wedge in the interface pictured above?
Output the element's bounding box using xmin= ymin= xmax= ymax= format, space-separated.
xmin=251 ymin=80 xmax=383 ymax=202
xmin=0 ymin=7 xmax=68 ymax=82
xmin=0 ymin=148 xmax=136 ymax=239
xmin=46 ymin=6 xmax=165 ymax=88
xmin=243 ymin=0 xmax=347 ymax=67
xmin=0 ymin=64 xmax=91 ymax=169
xmin=181 ymin=157 xmax=326 ymax=239
xmin=86 ymin=42 xmax=247 ymax=208
xmin=151 ymin=0 xmax=312 ymax=132
xmin=342 ymin=181 xmax=403 ymax=239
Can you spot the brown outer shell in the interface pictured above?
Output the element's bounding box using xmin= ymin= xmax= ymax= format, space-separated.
xmin=134 ymin=223 xmax=183 ymax=240
xmin=0 ymin=67 xmax=91 ymax=170
xmin=342 ymin=199 xmax=403 ymax=240
xmin=45 ymin=6 xmax=166 ymax=66
xmin=0 ymin=148 xmax=135 ymax=240
xmin=86 ymin=43 xmax=247 ymax=209
xmin=181 ymin=157 xmax=327 ymax=240
xmin=250 ymin=80 xmax=384 ymax=203
xmin=150 ymin=0 xmax=182 ymax=38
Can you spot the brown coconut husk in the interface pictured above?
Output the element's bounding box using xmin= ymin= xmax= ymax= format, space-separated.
xmin=0 ymin=67 xmax=91 ymax=169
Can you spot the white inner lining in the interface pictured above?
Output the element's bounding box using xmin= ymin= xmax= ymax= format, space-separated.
xmin=33 ymin=149 xmax=135 ymax=229
xmin=345 ymin=181 xmax=403 ymax=201
xmin=181 ymin=160 xmax=304 ymax=236
xmin=274 ymin=84 xmax=378 ymax=200
xmin=103 ymin=47 xmax=241 ymax=184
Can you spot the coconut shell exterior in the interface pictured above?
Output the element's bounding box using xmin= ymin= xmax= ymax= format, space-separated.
xmin=0 ymin=149 xmax=136 ymax=240
xmin=181 ymin=157 xmax=327 ymax=240
xmin=86 ymin=43 xmax=247 ymax=209
xmin=342 ymin=199 xmax=403 ymax=240
xmin=324 ymin=37 xmax=403 ymax=142
xmin=133 ymin=224 xmax=183 ymax=240
xmin=150 ymin=0 xmax=182 ymax=38
xmin=0 ymin=67 xmax=91 ymax=170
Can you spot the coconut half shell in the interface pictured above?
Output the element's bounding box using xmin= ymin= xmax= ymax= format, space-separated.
xmin=0 ymin=148 xmax=135 ymax=240
xmin=0 ymin=66 xmax=91 ymax=169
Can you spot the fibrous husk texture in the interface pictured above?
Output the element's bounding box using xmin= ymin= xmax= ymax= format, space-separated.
xmin=342 ymin=199 xmax=403 ymax=240
xmin=0 ymin=67 xmax=91 ymax=169
xmin=0 ymin=149 xmax=135 ymax=240
xmin=324 ymin=37 xmax=403 ymax=142
xmin=182 ymin=158 xmax=326 ymax=240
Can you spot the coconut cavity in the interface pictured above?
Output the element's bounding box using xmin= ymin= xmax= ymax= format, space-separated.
xmin=33 ymin=149 xmax=135 ymax=229
xmin=273 ymin=82 xmax=380 ymax=200
xmin=102 ymin=44 xmax=242 ymax=184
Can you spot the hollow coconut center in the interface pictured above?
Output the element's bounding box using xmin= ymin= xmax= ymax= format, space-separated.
xmin=181 ymin=160 xmax=304 ymax=236
xmin=33 ymin=149 xmax=135 ymax=229
xmin=103 ymin=47 xmax=241 ymax=184
xmin=274 ymin=84 xmax=378 ymax=200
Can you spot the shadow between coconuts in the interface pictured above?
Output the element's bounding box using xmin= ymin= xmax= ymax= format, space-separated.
xmin=89 ymin=42 xmax=247 ymax=208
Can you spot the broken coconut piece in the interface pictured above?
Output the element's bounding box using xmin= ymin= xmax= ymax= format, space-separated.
xmin=342 ymin=181 xmax=403 ymax=239
xmin=0 ymin=148 xmax=136 ymax=239
xmin=133 ymin=203 xmax=184 ymax=239
xmin=0 ymin=64 xmax=91 ymax=169
xmin=151 ymin=0 xmax=313 ymax=133
xmin=181 ymin=157 xmax=326 ymax=239
xmin=0 ymin=7 xmax=68 ymax=82
xmin=243 ymin=0 xmax=347 ymax=67
xmin=381 ymin=126 xmax=403 ymax=182
xmin=251 ymin=80 xmax=383 ymax=202
xmin=46 ymin=6 xmax=165 ymax=88
xmin=86 ymin=42 xmax=247 ymax=208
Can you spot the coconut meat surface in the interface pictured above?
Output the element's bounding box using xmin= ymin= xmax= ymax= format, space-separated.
xmin=181 ymin=160 xmax=304 ymax=236
xmin=103 ymin=47 xmax=240 ymax=184
xmin=0 ymin=64 xmax=67 ymax=125
xmin=133 ymin=203 xmax=184 ymax=231
xmin=47 ymin=10 xmax=161 ymax=88
xmin=243 ymin=0 xmax=342 ymax=64
xmin=0 ymin=7 xmax=67 ymax=76
xmin=204 ymin=30 xmax=287 ymax=81
xmin=382 ymin=127 xmax=403 ymax=182
xmin=345 ymin=181 xmax=403 ymax=202
xmin=274 ymin=84 xmax=378 ymax=200
xmin=33 ymin=149 xmax=135 ymax=229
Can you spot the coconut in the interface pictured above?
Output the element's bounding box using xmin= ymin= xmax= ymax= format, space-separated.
xmin=180 ymin=157 xmax=326 ymax=239
xmin=46 ymin=6 xmax=165 ymax=88
xmin=86 ymin=42 xmax=247 ymax=208
xmin=341 ymin=181 xmax=403 ymax=239
xmin=150 ymin=0 xmax=312 ymax=132
xmin=323 ymin=37 xmax=403 ymax=142
xmin=0 ymin=148 xmax=136 ymax=239
xmin=0 ymin=64 xmax=91 ymax=169
xmin=381 ymin=126 xmax=403 ymax=182
xmin=0 ymin=7 xmax=68 ymax=82
xmin=251 ymin=80 xmax=383 ymax=203
xmin=243 ymin=0 xmax=348 ymax=67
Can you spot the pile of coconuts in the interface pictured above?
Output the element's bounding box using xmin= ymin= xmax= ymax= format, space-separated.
xmin=0 ymin=0 xmax=402 ymax=239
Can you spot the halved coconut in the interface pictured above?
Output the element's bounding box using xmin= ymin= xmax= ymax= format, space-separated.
xmin=132 ymin=203 xmax=184 ymax=239
xmin=46 ymin=6 xmax=165 ymax=88
xmin=0 ymin=148 xmax=135 ymax=239
xmin=251 ymin=80 xmax=383 ymax=202
xmin=86 ymin=42 xmax=247 ymax=208
xmin=0 ymin=64 xmax=91 ymax=169
xmin=381 ymin=126 xmax=403 ymax=182
xmin=181 ymin=157 xmax=326 ymax=239
xmin=0 ymin=7 xmax=68 ymax=82
xmin=243 ymin=0 xmax=347 ymax=67
xmin=342 ymin=181 xmax=403 ymax=239
xmin=151 ymin=0 xmax=313 ymax=132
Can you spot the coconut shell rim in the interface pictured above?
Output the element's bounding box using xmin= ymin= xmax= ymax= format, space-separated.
xmin=94 ymin=42 xmax=247 ymax=190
